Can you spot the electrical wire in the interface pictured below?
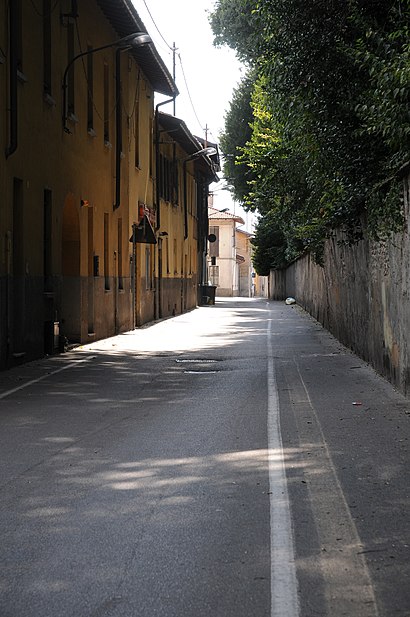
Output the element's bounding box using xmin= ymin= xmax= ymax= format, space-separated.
xmin=177 ymin=52 xmax=206 ymax=136
xmin=136 ymin=0 xmax=210 ymax=141
xmin=140 ymin=0 xmax=173 ymax=51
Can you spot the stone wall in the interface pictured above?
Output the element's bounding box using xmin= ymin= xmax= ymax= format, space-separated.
xmin=270 ymin=174 xmax=410 ymax=397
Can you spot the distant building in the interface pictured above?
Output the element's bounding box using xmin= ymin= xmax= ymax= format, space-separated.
xmin=236 ymin=228 xmax=253 ymax=297
xmin=207 ymin=206 xmax=270 ymax=298
xmin=208 ymin=206 xmax=246 ymax=296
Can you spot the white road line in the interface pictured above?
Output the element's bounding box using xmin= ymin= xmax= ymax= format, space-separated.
xmin=0 ymin=357 xmax=94 ymax=400
xmin=267 ymin=318 xmax=300 ymax=617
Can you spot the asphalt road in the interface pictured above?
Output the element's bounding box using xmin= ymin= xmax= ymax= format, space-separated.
xmin=0 ymin=299 xmax=408 ymax=617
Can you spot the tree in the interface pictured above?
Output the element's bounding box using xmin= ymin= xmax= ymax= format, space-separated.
xmin=210 ymin=0 xmax=410 ymax=266
xmin=251 ymin=211 xmax=288 ymax=275
xmin=219 ymin=72 xmax=255 ymax=204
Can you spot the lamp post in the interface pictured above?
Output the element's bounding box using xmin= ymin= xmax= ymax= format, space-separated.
xmin=183 ymin=147 xmax=217 ymax=239
xmin=62 ymin=32 xmax=151 ymax=132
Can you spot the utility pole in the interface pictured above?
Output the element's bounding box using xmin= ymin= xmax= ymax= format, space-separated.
xmin=173 ymin=43 xmax=176 ymax=116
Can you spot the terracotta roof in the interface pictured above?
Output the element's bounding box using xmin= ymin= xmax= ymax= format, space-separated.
xmin=208 ymin=206 xmax=245 ymax=225
xmin=236 ymin=227 xmax=253 ymax=238
xmin=96 ymin=0 xmax=178 ymax=97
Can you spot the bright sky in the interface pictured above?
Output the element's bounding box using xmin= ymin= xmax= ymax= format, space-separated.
xmin=131 ymin=0 xmax=253 ymax=224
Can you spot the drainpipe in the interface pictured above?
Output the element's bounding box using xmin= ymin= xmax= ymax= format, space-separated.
xmin=5 ymin=3 xmax=18 ymax=158
xmin=155 ymin=97 xmax=175 ymax=229
xmin=131 ymin=223 xmax=137 ymax=329
xmin=114 ymin=48 xmax=122 ymax=210
xmin=183 ymin=159 xmax=189 ymax=239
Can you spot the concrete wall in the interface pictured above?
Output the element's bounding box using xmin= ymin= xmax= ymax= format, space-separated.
xmin=270 ymin=174 xmax=410 ymax=397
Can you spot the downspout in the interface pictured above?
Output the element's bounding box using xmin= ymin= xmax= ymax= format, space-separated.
xmin=5 ymin=3 xmax=18 ymax=158
xmin=114 ymin=48 xmax=122 ymax=210
xmin=155 ymin=97 xmax=175 ymax=230
xmin=131 ymin=223 xmax=137 ymax=329
xmin=183 ymin=159 xmax=189 ymax=239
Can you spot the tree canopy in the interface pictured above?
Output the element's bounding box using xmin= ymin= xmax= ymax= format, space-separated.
xmin=210 ymin=0 xmax=410 ymax=270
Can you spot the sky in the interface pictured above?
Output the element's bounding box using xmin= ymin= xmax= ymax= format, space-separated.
xmin=131 ymin=0 xmax=254 ymax=226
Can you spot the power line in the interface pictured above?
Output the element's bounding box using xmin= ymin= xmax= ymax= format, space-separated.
xmin=177 ymin=52 xmax=205 ymax=135
xmin=140 ymin=0 xmax=173 ymax=51
xmin=136 ymin=1 xmax=211 ymax=140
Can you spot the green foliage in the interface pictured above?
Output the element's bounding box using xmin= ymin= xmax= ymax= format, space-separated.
xmin=210 ymin=0 xmax=410 ymax=269
xmin=352 ymin=21 xmax=410 ymax=155
xmin=219 ymin=73 xmax=256 ymax=204
xmin=251 ymin=211 xmax=288 ymax=275
xmin=208 ymin=0 xmax=261 ymax=63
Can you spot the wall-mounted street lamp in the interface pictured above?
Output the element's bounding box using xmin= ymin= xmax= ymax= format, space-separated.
xmin=183 ymin=147 xmax=217 ymax=239
xmin=62 ymin=32 xmax=151 ymax=132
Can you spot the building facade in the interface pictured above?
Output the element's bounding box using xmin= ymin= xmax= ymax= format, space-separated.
xmin=155 ymin=113 xmax=218 ymax=321
xmin=0 ymin=0 xmax=217 ymax=369
xmin=235 ymin=228 xmax=253 ymax=297
xmin=208 ymin=207 xmax=245 ymax=297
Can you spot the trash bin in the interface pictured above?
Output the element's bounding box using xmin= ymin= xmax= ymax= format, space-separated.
xmin=44 ymin=321 xmax=60 ymax=354
xmin=200 ymin=284 xmax=217 ymax=305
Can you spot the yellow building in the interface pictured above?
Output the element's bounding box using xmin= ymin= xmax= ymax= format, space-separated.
xmin=235 ymin=228 xmax=253 ymax=297
xmin=0 ymin=0 xmax=216 ymax=369
xmin=155 ymin=113 xmax=219 ymax=320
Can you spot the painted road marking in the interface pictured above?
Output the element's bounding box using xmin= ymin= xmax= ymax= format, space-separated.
xmin=0 ymin=357 xmax=94 ymax=400
xmin=267 ymin=317 xmax=300 ymax=617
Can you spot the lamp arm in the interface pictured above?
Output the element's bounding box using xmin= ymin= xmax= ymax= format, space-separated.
xmin=63 ymin=39 xmax=130 ymax=89
xmin=62 ymin=42 xmax=132 ymax=131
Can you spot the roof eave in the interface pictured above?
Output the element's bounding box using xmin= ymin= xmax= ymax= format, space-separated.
xmin=96 ymin=0 xmax=178 ymax=97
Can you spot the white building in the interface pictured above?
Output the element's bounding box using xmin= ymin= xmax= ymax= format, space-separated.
xmin=208 ymin=207 xmax=253 ymax=296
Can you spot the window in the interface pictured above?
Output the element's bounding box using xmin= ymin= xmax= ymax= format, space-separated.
xmin=173 ymin=160 xmax=179 ymax=205
xmin=134 ymin=91 xmax=140 ymax=167
xmin=166 ymin=238 xmax=170 ymax=274
xmin=67 ymin=23 xmax=75 ymax=116
xmin=13 ymin=178 xmax=24 ymax=346
xmin=103 ymin=62 xmax=110 ymax=143
xmin=43 ymin=0 xmax=52 ymax=95
xmin=159 ymin=155 xmax=170 ymax=202
xmin=87 ymin=208 xmax=94 ymax=277
xmin=117 ymin=219 xmax=123 ymax=289
xmin=8 ymin=0 xmax=24 ymax=79
xmin=173 ymin=239 xmax=178 ymax=274
xmin=87 ymin=46 xmax=94 ymax=132
xmin=149 ymin=117 xmax=153 ymax=177
xmin=209 ymin=226 xmax=219 ymax=257
xmin=158 ymin=154 xmax=178 ymax=204
xmin=209 ymin=265 xmax=219 ymax=286
xmin=145 ymin=247 xmax=153 ymax=290
xmin=88 ymin=207 xmax=94 ymax=333
xmin=13 ymin=178 xmax=24 ymax=277
xmin=10 ymin=0 xmax=23 ymax=74
xmin=43 ymin=189 xmax=52 ymax=291
xmin=104 ymin=213 xmax=110 ymax=290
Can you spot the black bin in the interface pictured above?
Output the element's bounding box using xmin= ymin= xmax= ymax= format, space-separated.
xmin=200 ymin=284 xmax=216 ymax=305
